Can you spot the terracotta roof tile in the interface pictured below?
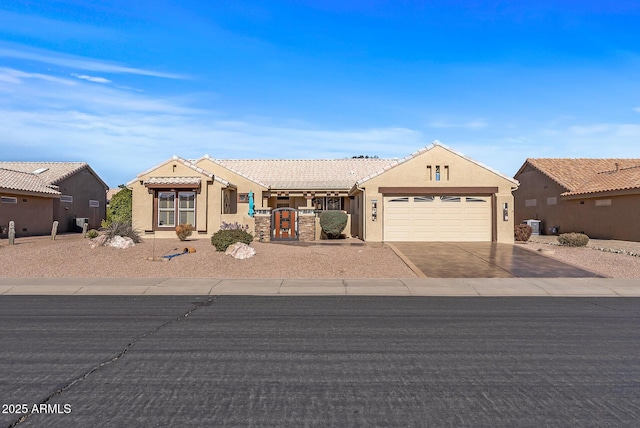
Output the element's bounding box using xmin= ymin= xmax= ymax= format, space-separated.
xmin=0 ymin=168 xmax=61 ymax=196
xmin=526 ymin=158 xmax=640 ymax=195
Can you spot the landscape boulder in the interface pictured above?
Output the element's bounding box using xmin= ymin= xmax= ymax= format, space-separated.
xmin=225 ymin=242 xmax=256 ymax=259
xmin=106 ymin=235 xmax=136 ymax=249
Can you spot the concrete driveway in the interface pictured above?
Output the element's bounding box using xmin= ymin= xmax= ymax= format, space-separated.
xmin=389 ymin=242 xmax=605 ymax=278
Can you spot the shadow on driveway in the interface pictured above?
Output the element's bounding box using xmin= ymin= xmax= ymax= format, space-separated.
xmin=390 ymin=242 xmax=605 ymax=278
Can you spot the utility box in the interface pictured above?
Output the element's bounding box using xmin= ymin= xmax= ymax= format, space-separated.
xmin=74 ymin=217 xmax=89 ymax=232
xmin=523 ymin=219 xmax=541 ymax=235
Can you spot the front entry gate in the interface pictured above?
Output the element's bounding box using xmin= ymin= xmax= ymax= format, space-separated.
xmin=271 ymin=208 xmax=299 ymax=241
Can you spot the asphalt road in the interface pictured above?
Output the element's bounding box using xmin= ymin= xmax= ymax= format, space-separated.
xmin=1 ymin=296 xmax=639 ymax=427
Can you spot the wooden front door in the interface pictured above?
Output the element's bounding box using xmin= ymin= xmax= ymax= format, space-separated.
xmin=272 ymin=208 xmax=298 ymax=240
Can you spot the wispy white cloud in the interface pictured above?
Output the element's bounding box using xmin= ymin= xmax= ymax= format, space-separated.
xmin=0 ymin=66 xmax=427 ymax=185
xmin=0 ymin=67 xmax=75 ymax=85
xmin=71 ymin=73 xmax=112 ymax=84
xmin=0 ymin=46 xmax=186 ymax=79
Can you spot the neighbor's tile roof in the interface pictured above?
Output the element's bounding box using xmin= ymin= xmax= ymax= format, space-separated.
xmin=212 ymin=158 xmax=395 ymax=189
xmin=0 ymin=162 xmax=89 ymax=185
xmin=526 ymin=158 xmax=640 ymax=196
xmin=0 ymin=168 xmax=61 ymax=196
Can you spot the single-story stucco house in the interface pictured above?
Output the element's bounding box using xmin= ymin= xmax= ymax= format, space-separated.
xmin=514 ymin=158 xmax=640 ymax=241
xmin=0 ymin=162 xmax=108 ymax=237
xmin=130 ymin=142 xmax=518 ymax=243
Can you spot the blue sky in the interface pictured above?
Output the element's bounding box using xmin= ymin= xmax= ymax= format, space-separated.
xmin=1 ymin=1 xmax=639 ymax=187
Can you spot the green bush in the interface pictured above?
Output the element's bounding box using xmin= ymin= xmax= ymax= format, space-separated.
xmin=211 ymin=229 xmax=253 ymax=251
xmin=319 ymin=211 xmax=348 ymax=239
xmin=175 ymin=223 xmax=194 ymax=241
xmin=514 ymin=224 xmax=532 ymax=242
xmin=86 ymin=229 xmax=100 ymax=239
xmin=104 ymin=221 xmax=141 ymax=243
xmin=557 ymin=232 xmax=589 ymax=247
xmin=105 ymin=185 xmax=132 ymax=226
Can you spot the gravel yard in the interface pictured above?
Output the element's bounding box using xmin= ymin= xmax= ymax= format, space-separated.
xmin=0 ymin=234 xmax=416 ymax=278
xmin=524 ymin=236 xmax=640 ymax=279
xmin=1 ymin=234 xmax=639 ymax=278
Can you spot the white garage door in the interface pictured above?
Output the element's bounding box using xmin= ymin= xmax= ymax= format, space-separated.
xmin=383 ymin=196 xmax=492 ymax=242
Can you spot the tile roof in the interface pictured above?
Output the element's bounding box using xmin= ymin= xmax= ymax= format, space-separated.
xmin=211 ymin=157 xmax=395 ymax=189
xmin=0 ymin=168 xmax=61 ymax=196
xmin=0 ymin=161 xmax=108 ymax=190
xmin=130 ymin=156 xmax=233 ymax=188
xmin=525 ymin=158 xmax=640 ymax=196
xmin=144 ymin=176 xmax=203 ymax=186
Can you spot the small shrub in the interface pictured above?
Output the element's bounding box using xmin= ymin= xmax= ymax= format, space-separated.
xmin=220 ymin=221 xmax=250 ymax=231
xmin=104 ymin=221 xmax=141 ymax=243
xmin=175 ymin=223 xmax=194 ymax=241
xmin=86 ymin=229 xmax=100 ymax=239
xmin=319 ymin=211 xmax=348 ymax=239
xmin=514 ymin=224 xmax=532 ymax=242
xmin=211 ymin=229 xmax=253 ymax=251
xmin=557 ymin=232 xmax=589 ymax=247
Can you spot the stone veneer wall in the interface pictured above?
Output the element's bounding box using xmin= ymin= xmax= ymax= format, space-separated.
xmin=254 ymin=211 xmax=271 ymax=242
xmin=253 ymin=209 xmax=317 ymax=242
xmin=298 ymin=213 xmax=316 ymax=242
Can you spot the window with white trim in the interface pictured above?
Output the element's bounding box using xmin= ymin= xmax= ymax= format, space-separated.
xmin=1 ymin=196 xmax=17 ymax=204
xmin=158 ymin=192 xmax=175 ymax=226
xmin=60 ymin=195 xmax=73 ymax=203
xmin=89 ymin=200 xmax=100 ymax=208
xmin=158 ymin=191 xmax=196 ymax=227
xmin=179 ymin=192 xmax=196 ymax=224
xmin=312 ymin=197 xmax=343 ymax=210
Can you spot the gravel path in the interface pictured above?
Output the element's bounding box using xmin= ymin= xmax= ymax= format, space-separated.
xmin=0 ymin=234 xmax=417 ymax=278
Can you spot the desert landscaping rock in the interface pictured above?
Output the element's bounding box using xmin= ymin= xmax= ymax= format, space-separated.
xmin=225 ymin=242 xmax=256 ymax=259
xmin=0 ymin=234 xmax=416 ymax=278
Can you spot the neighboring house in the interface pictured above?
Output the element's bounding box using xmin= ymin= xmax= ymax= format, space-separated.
xmin=514 ymin=158 xmax=640 ymax=241
xmin=130 ymin=142 xmax=518 ymax=243
xmin=0 ymin=162 xmax=108 ymax=237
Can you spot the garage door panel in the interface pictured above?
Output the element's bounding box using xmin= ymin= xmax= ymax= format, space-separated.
xmin=384 ymin=196 xmax=491 ymax=242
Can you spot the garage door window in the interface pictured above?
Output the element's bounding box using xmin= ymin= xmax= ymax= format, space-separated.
xmin=466 ymin=197 xmax=486 ymax=203
xmin=440 ymin=196 xmax=461 ymax=202
xmin=414 ymin=196 xmax=435 ymax=202
xmin=389 ymin=197 xmax=409 ymax=203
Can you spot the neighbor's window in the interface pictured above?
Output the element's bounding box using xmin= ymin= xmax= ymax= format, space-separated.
xmin=158 ymin=192 xmax=175 ymax=227
xmin=525 ymin=199 xmax=537 ymax=207
xmin=89 ymin=200 xmax=100 ymax=208
xmin=547 ymin=197 xmax=557 ymax=205
xmin=60 ymin=195 xmax=73 ymax=203
xmin=1 ymin=196 xmax=17 ymax=204
xmin=595 ymin=199 xmax=612 ymax=207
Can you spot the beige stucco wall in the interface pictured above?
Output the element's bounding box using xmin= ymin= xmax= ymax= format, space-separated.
xmin=131 ymin=161 xmax=223 ymax=238
xmin=358 ymin=145 xmax=517 ymax=243
xmin=515 ymin=166 xmax=640 ymax=241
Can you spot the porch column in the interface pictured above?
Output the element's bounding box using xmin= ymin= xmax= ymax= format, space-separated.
xmin=254 ymin=207 xmax=272 ymax=242
xmin=298 ymin=207 xmax=316 ymax=242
